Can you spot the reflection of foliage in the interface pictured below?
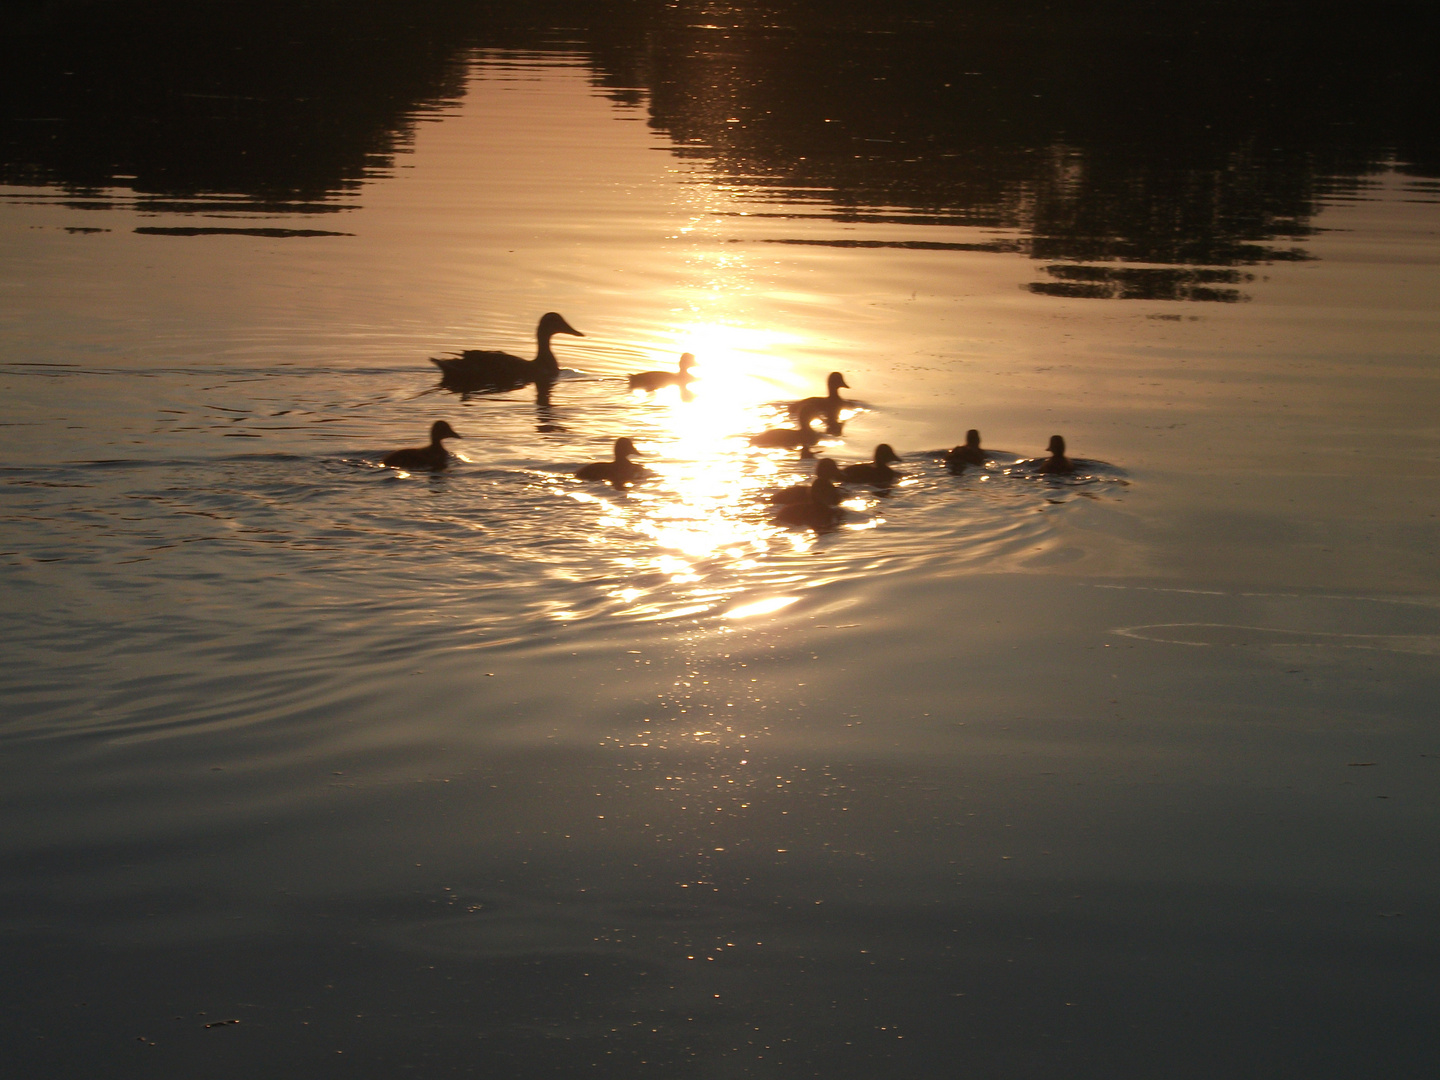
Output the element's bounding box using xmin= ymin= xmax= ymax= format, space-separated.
xmin=615 ymin=0 xmax=1438 ymax=274
xmin=4 ymin=1 xmax=1435 ymax=282
xmin=1028 ymin=266 xmax=1252 ymax=304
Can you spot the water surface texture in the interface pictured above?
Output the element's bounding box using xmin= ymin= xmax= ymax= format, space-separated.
xmin=3 ymin=3 xmax=1439 ymax=1077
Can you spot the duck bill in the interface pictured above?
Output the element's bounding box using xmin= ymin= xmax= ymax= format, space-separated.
xmin=559 ymin=319 xmax=584 ymax=337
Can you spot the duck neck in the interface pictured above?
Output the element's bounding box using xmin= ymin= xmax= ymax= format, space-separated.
xmin=534 ymin=332 xmax=561 ymax=375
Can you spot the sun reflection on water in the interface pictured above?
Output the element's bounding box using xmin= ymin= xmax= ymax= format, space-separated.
xmin=581 ymin=318 xmax=861 ymax=620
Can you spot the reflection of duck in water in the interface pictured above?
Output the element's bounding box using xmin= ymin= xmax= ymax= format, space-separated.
xmin=431 ymin=312 xmax=583 ymax=394
xmin=576 ymin=437 xmax=653 ymax=488
xmin=840 ymin=443 xmax=902 ymax=485
xmin=944 ymin=429 xmax=987 ymax=472
xmin=750 ymin=414 xmax=822 ymax=449
xmin=1031 ymin=434 xmax=1074 ymax=475
xmin=628 ymin=353 xmax=696 ymax=396
xmin=791 ymin=372 xmax=849 ymax=433
xmin=773 ymin=477 xmax=844 ymax=531
xmin=382 ymin=420 xmax=462 ymax=471
xmin=770 ymin=457 xmax=843 ymax=506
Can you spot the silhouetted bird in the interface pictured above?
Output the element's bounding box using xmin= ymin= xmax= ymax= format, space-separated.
xmin=1034 ymin=434 xmax=1074 ymax=475
xmin=628 ymin=352 xmax=696 ymax=394
xmin=945 ymin=429 xmax=986 ymax=472
xmin=839 ymin=443 xmax=902 ymax=485
xmin=431 ymin=312 xmax=583 ymax=392
xmin=382 ymin=420 xmax=462 ymax=471
xmin=791 ymin=372 xmax=849 ymax=433
xmin=576 ymin=437 xmax=653 ymax=488
xmin=773 ymin=477 xmax=844 ymax=531
xmin=750 ymin=415 xmax=821 ymax=449
xmin=770 ymin=457 xmax=843 ymax=506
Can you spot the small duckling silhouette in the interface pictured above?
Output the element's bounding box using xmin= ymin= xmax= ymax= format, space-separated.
xmin=1034 ymin=434 xmax=1074 ymax=475
xmin=750 ymin=415 xmax=821 ymax=449
xmin=576 ymin=437 xmax=653 ymax=488
xmin=840 ymin=443 xmax=902 ymax=485
xmin=628 ymin=353 xmax=696 ymax=394
xmin=945 ymin=429 xmax=986 ymax=473
xmin=770 ymin=458 xmax=843 ymax=506
xmin=382 ymin=420 xmax=462 ymax=471
xmin=791 ymin=372 xmax=849 ymax=434
xmin=773 ymin=477 xmax=843 ymax=531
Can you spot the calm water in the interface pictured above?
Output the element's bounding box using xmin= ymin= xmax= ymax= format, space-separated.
xmin=3 ymin=3 xmax=1439 ymax=1076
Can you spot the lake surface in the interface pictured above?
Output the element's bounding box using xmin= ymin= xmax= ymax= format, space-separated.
xmin=3 ymin=3 xmax=1438 ymax=1076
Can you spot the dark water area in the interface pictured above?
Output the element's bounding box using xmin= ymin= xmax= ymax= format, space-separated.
xmin=3 ymin=2 xmax=1440 ymax=1078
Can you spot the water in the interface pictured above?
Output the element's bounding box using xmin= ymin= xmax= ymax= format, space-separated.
xmin=3 ymin=3 xmax=1439 ymax=1076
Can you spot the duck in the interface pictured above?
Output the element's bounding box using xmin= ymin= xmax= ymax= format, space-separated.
xmin=628 ymin=353 xmax=697 ymax=394
xmin=1033 ymin=434 xmax=1074 ymax=475
xmin=791 ymin=372 xmax=849 ymax=433
xmin=750 ymin=415 xmax=821 ymax=449
xmin=431 ymin=312 xmax=583 ymax=391
xmin=839 ymin=443 xmax=902 ymax=485
xmin=382 ymin=420 xmax=462 ymax=471
xmin=944 ymin=429 xmax=986 ymax=473
xmin=773 ymin=477 xmax=844 ymax=531
xmin=769 ymin=458 xmax=843 ymax=506
xmin=576 ymin=437 xmax=653 ymax=488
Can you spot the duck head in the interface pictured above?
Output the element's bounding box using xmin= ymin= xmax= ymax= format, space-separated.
xmin=874 ymin=443 xmax=900 ymax=465
xmin=1047 ymin=435 xmax=1066 ymax=456
xmin=965 ymin=429 xmax=981 ymax=448
xmin=679 ymin=353 xmax=697 ymax=371
xmin=815 ymin=457 xmax=841 ymax=482
xmin=537 ymin=312 xmax=584 ymax=339
xmin=827 ymin=372 xmax=850 ymax=392
xmin=432 ymin=420 xmax=462 ymax=442
xmin=614 ymin=436 xmax=641 ymax=460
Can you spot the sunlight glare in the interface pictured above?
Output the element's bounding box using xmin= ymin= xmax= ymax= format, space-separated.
xmin=725 ymin=595 xmax=800 ymax=620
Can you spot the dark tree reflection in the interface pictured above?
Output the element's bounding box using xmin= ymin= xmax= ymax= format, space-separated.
xmin=5 ymin=1 xmax=1435 ymax=299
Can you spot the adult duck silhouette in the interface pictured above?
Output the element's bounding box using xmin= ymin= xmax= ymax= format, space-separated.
xmin=791 ymin=372 xmax=849 ymax=434
xmin=840 ymin=444 xmax=902 ymax=485
xmin=945 ymin=429 xmax=986 ymax=473
xmin=770 ymin=458 xmax=843 ymax=506
xmin=382 ymin=420 xmax=462 ymax=471
xmin=576 ymin=437 xmax=653 ymax=488
xmin=629 ymin=353 xmax=697 ymax=398
xmin=431 ymin=312 xmax=583 ymax=396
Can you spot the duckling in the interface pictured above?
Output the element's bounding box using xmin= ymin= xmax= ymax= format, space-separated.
xmin=773 ymin=477 xmax=844 ymax=531
xmin=750 ymin=415 xmax=821 ymax=449
xmin=791 ymin=372 xmax=849 ymax=433
xmin=628 ymin=353 xmax=696 ymax=393
xmin=382 ymin=420 xmax=462 ymax=471
xmin=944 ymin=429 xmax=986 ymax=473
xmin=1033 ymin=434 xmax=1074 ymax=475
xmin=769 ymin=458 xmax=843 ymax=506
xmin=576 ymin=437 xmax=653 ymax=488
xmin=431 ymin=312 xmax=583 ymax=391
xmin=840 ymin=443 xmax=902 ymax=485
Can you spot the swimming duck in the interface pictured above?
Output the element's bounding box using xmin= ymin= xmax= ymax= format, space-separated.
xmin=840 ymin=443 xmax=902 ymax=485
xmin=769 ymin=458 xmax=843 ymax=506
xmin=773 ymin=477 xmax=844 ymax=531
xmin=944 ymin=429 xmax=986 ymax=473
xmin=431 ymin=312 xmax=583 ymax=391
xmin=750 ymin=415 xmax=821 ymax=449
xmin=1033 ymin=434 xmax=1074 ymax=475
xmin=628 ymin=353 xmax=697 ymax=393
xmin=382 ymin=420 xmax=461 ymax=471
xmin=576 ymin=437 xmax=653 ymax=488
xmin=791 ymin=372 xmax=849 ymax=433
